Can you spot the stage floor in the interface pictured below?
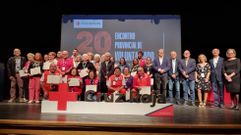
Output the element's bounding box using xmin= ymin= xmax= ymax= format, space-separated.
xmin=0 ymin=102 xmax=240 ymax=134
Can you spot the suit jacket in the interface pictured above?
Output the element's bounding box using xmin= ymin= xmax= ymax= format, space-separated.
xmin=179 ymin=58 xmax=196 ymax=81
xmin=7 ymin=56 xmax=26 ymax=77
xmin=143 ymin=64 xmax=156 ymax=78
xmin=76 ymin=61 xmax=96 ymax=72
xmin=100 ymin=61 xmax=114 ymax=82
xmin=209 ymin=57 xmax=224 ymax=82
xmin=168 ymin=58 xmax=181 ymax=80
xmin=153 ymin=57 xmax=170 ymax=78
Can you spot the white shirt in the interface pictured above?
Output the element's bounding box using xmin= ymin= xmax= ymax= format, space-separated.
xmin=185 ymin=59 xmax=188 ymax=67
xmin=213 ymin=56 xmax=219 ymax=68
xmin=172 ymin=59 xmax=176 ymax=73
xmin=159 ymin=57 xmax=163 ymax=65
xmin=15 ymin=58 xmax=21 ymax=72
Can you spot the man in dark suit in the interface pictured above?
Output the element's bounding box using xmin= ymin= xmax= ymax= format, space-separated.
xmin=209 ymin=48 xmax=224 ymax=108
xmin=168 ymin=51 xmax=181 ymax=104
xmin=153 ymin=49 xmax=170 ymax=103
xmin=100 ymin=52 xmax=114 ymax=96
xmin=179 ymin=50 xmax=196 ymax=106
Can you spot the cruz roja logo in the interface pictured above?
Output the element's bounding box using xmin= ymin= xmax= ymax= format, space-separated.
xmin=85 ymin=90 xmax=164 ymax=107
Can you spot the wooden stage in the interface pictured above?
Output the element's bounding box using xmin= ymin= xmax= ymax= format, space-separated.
xmin=0 ymin=102 xmax=240 ymax=135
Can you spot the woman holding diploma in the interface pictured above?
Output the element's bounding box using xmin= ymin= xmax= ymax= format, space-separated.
xmin=68 ymin=68 xmax=83 ymax=99
xmin=28 ymin=53 xmax=43 ymax=104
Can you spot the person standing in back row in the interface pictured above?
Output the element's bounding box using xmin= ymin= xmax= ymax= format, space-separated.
xmin=179 ymin=50 xmax=196 ymax=106
xmin=209 ymin=48 xmax=224 ymax=108
xmin=223 ymin=49 xmax=240 ymax=110
xmin=7 ymin=48 xmax=26 ymax=103
xmin=153 ymin=49 xmax=170 ymax=103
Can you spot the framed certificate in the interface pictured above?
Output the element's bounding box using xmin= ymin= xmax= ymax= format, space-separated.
xmin=68 ymin=78 xmax=80 ymax=86
xmin=86 ymin=85 xmax=97 ymax=92
xmin=79 ymin=68 xmax=88 ymax=78
xmin=30 ymin=67 xmax=41 ymax=75
xmin=47 ymin=75 xmax=62 ymax=84
xmin=139 ymin=86 xmax=151 ymax=95
xmin=19 ymin=70 xmax=28 ymax=77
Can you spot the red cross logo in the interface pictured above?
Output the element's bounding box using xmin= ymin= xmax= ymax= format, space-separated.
xmin=49 ymin=83 xmax=77 ymax=110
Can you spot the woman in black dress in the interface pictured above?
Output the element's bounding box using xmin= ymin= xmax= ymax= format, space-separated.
xmin=223 ymin=49 xmax=240 ymax=110
xmin=195 ymin=54 xmax=211 ymax=107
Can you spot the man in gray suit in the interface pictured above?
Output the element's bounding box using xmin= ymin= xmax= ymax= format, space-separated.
xmin=209 ymin=48 xmax=224 ymax=108
xmin=179 ymin=50 xmax=196 ymax=106
xmin=153 ymin=49 xmax=170 ymax=103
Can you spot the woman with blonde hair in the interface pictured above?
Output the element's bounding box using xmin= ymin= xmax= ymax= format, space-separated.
xmin=195 ymin=54 xmax=211 ymax=107
xmin=223 ymin=49 xmax=240 ymax=110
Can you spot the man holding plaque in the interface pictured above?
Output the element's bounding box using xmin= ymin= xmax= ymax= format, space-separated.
xmin=132 ymin=67 xmax=151 ymax=97
xmin=41 ymin=63 xmax=60 ymax=99
xmin=7 ymin=48 xmax=26 ymax=103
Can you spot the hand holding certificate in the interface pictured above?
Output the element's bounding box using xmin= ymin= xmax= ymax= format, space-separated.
xmin=19 ymin=70 xmax=28 ymax=77
xmin=43 ymin=62 xmax=50 ymax=70
xmin=68 ymin=78 xmax=80 ymax=86
xmin=79 ymin=68 xmax=88 ymax=78
xmin=30 ymin=67 xmax=41 ymax=75
xmin=86 ymin=85 xmax=97 ymax=92
xmin=139 ymin=86 xmax=151 ymax=95
xmin=47 ymin=75 xmax=62 ymax=84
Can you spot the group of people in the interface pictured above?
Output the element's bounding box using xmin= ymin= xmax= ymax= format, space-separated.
xmin=6 ymin=48 xmax=240 ymax=110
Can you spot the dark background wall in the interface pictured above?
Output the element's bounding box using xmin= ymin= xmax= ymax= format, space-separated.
xmin=0 ymin=0 xmax=240 ymax=99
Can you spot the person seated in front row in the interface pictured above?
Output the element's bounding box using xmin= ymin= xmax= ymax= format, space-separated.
xmin=67 ymin=68 xmax=83 ymax=99
xmin=132 ymin=67 xmax=151 ymax=98
xmin=85 ymin=70 xmax=99 ymax=100
xmin=40 ymin=63 xmax=60 ymax=99
xmin=122 ymin=67 xmax=133 ymax=90
xmin=107 ymin=67 xmax=126 ymax=96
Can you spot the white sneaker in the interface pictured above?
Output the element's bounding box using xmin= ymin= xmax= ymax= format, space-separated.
xmin=35 ymin=100 xmax=40 ymax=104
xmin=28 ymin=100 xmax=34 ymax=104
xmin=8 ymin=98 xmax=15 ymax=103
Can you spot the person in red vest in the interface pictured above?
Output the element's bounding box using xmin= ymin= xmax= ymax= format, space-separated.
xmin=85 ymin=70 xmax=99 ymax=86
xmin=67 ymin=68 xmax=83 ymax=98
xmin=107 ymin=67 xmax=126 ymax=95
xmin=132 ymin=67 xmax=151 ymax=97
xmin=85 ymin=70 xmax=99 ymax=100
xmin=40 ymin=63 xmax=60 ymax=99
